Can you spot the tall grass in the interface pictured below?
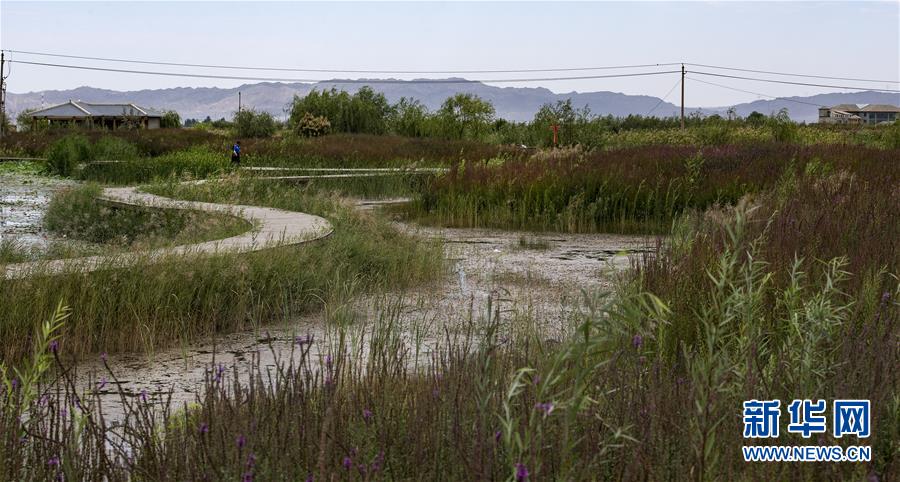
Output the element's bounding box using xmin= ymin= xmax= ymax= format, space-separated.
xmin=406 ymin=143 xmax=899 ymax=234
xmin=3 ymin=189 xmax=895 ymax=479
xmin=40 ymin=183 xmax=251 ymax=252
xmin=77 ymin=146 xmax=231 ymax=184
xmin=0 ymin=180 xmax=443 ymax=364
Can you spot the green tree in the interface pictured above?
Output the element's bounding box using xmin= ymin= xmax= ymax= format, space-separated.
xmin=436 ymin=93 xmax=495 ymax=140
xmin=160 ymin=110 xmax=182 ymax=128
xmin=388 ymin=97 xmax=429 ymax=137
xmin=233 ymin=109 xmax=277 ymax=138
xmin=290 ymin=87 xmax=391 ymax=135
xmin=746 ymin=111 xmax=766 ymax=127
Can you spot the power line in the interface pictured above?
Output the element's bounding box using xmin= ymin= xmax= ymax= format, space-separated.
xmin=3 ymin=49 xmax=682 ymax=74
xmin=685 ymin=62 xmax=898 ymax=85
xmin=686 ymin=76 xmax=827 ymax=108
xmin=646 ymin=78 xmax=682 ymax=115
xmin=8 ymin=60 xmax=681 ymax=83
xmin=690 ymin=70 xmax=900 ymax=93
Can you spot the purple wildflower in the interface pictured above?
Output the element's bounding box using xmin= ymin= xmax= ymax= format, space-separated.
xmin=214 ymin=363 xmax=225 ymax=383
xmin=342 ymin=456 xmax=352 ymax=470
xmin=242 ymin=473 xmax=253 ymax=482
xmin=325 ymin=354 xmax=333 ymax=368
xmin=199 ymin=422 xmax=209 ymax=435
xmin=49 ymin=340 xmax=59 ymax=354
xmin=305 ymin=474 xmax=314 ymax=482
xmin=494 ymin=430 xmax=502 ymax=443
xmin=237 ymin=434 xmax=246 ymax=449
xmin=48 ymin=456 xmax=60 ymax=466
xmin=632 ymin=334 xmax=643 ymax=349
xmin=295 ymin=334 xmax=313 ymax=346
xmin=140 ymin=389 xmax=148 ymax=403
xmin=515 ymin=462 xmax=529 ymax=481
xmin=96 ymin=377 xmax=107 ymax=391
xmin=363 ymin=408 xmax=373 ymax=422
xmin=532 ymin=374 xmax=541 ymax=386
xmin=247 ymin=453 xmax=256 ymax=468
xmin=535 ymin=402 xmax=554 ymax=417
xmin=371 ymin=451 xmax=384 ymax=472
xmin=100 ymin=352 xmax=108 ymax=363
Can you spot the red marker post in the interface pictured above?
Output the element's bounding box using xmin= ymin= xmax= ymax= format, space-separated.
xmin=550 ymin=124 xmax=559 ymax=147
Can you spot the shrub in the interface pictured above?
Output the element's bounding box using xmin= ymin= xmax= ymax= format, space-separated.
xmin=160 ymin=110 xmax=182 ymax=128
xmin=767 ymin=108 xmax=799 ymax=143
xmin=295 ymin=112 xmax=331 ymax=137
xmin=233 ymin=109 xmax=277 ymax=138
xmin=43 ymin=134 xmax=91 ymax=176
xmin=92 ymin=136 xmax=140 ymax=161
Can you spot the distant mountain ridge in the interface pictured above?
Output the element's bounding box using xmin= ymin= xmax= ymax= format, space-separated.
xmin=7 ymin=81 xmax=899 ymax=124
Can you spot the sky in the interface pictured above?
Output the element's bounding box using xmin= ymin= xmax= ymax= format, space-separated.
xmin=1 ymin=1 xmax=898 ymax=107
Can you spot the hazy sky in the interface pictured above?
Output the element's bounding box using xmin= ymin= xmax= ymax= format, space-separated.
xmin=1 ymin=1 xmax=898 ymax=107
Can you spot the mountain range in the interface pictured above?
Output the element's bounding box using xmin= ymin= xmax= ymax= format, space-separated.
xmin=7 ymin=81 xmax=899 ymax=124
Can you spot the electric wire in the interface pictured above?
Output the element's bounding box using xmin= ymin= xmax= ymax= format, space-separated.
xmin=646 ymin=78 xmax=682 ymax=115
xmin=3 ymin=50 xmax=682 ymax=74
xmin=6 ymin=60 xmax=682 ymax=83
xmin=685 ymin=62 xmax=898 ymax=85
xmin=690 ymin=70 xmax=900 ymax=93
xmin=686 ymin=76 xmax=827 ymax=108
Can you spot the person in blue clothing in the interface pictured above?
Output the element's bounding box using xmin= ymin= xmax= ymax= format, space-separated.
xmin=231 ymin=141 xmax=241 ymax=166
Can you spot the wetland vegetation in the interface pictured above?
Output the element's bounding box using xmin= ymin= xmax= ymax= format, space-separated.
xmin=0 ymin=104 xmax=897 ymax=480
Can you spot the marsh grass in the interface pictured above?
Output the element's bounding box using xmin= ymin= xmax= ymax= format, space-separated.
xmin=3 ymin=221 xmax=894 ymax=480
xmin=0 ymin=179 xmax=444 ymax=364
xmin=290 ymin=172 xmax=433 ymax=199
xmin=39 ymin=184 xmax=251 ymax=253
xmin=406 ymin=143 xmax=899 ymax=234
xmin=77 ymin=147 xmax=231 ymax=184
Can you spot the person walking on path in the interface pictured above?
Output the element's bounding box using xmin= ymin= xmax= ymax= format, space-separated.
xmin=231 ymin=141 xmax=241 ymax=167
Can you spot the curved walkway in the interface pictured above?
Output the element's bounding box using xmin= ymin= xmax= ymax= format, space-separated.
xmin=2 ymin=183 xmax=334 ymax=280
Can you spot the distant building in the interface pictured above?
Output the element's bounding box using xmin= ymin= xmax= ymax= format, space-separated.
xmin=27 ymin=100 xmax=164 ymax=129
xmin=818 ymin=103 xmax=900 ymax=125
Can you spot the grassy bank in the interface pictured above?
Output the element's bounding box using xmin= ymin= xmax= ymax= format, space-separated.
xmin=0 ymin=179 xmax=444 ymax=363
xmin=405 ymin=143 xmax=899 ymax=234
xmin=3 ymin=167 xmax=896 ymax=479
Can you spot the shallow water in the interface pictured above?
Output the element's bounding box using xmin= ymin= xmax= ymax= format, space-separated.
xmin=0 ymin=174 xmax=73 ymax=249
xmin=72 ymin=220 xmax=656 ymax=419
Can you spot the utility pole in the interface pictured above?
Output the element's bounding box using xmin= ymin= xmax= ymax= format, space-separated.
xmin=0 ymin=51 xmax=6 ymax=139
xmin=680 ymin=63 xmax=685 ymax=130
xmin=238 ymin=91 xmax=242 ymax=113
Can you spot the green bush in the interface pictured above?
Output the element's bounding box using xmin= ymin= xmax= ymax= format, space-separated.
xmin=92 ymin=136 xmax=140 ymax=161
xmin=233 ymin=109 xmax=277 ymax=138
xmin=43 ymin=134 xmax=91 ymax=176
xmin=160 ymin=110 xmax=182 ymax=128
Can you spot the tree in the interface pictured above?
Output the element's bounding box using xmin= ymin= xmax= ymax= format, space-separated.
xmin=388 ymin=97 xmax=429 ymax=137
xmin=289 ymin=87 xmax=391 ymax=135
xmin=436 ymin=93 xmax=495 ymax=140
xmin=160 ymin=110 xmax=182 ymax=128
xmin=16 ymin=109 xmax=43 ymax=132
xmin=746 ymin=111 xmax=766 ymax=127
xmin=233 ymin=109 xmax=276 ymax=138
